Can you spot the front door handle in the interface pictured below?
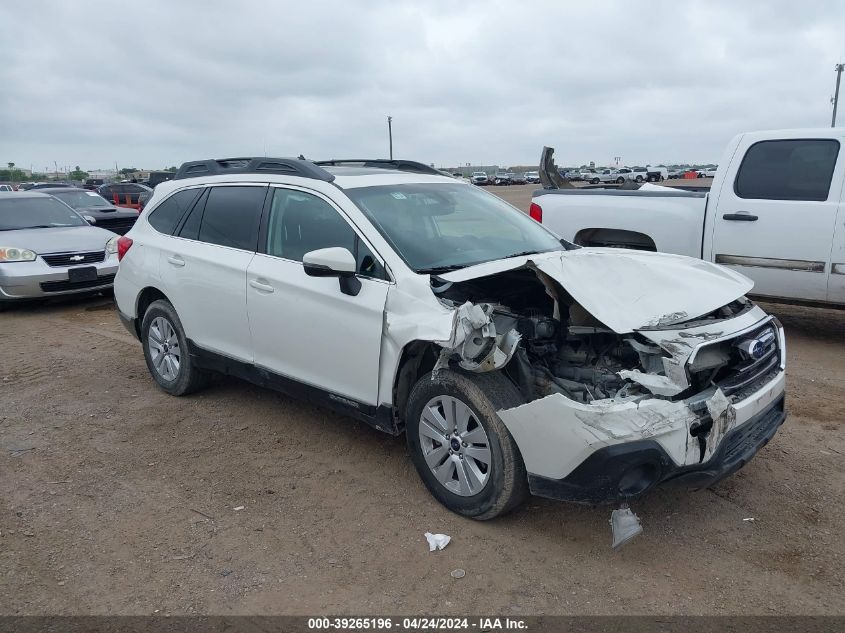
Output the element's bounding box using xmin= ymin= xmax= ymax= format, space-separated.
xmin=723 ymin=213 xmax=758 ymax=221
xmin=167 ymin=255 xmax=185 ymax=267
xmin=249 ymin=279 xmax=275 ymax=293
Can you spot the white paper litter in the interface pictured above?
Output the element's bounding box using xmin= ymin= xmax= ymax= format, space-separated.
xmin=424 ymin=532 xmax=451 ymax=551
xmin=233 ymin=506 xmax=245 ymax=511
xmin=742 ymin=517 xmax=755 ymax=522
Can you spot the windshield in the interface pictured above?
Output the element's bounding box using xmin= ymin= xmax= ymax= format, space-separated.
xmin=0 ymin=197 xmax=87 ymax=230
xmin=52 ymin=190 xmax=111 ymax=209
xmin=345 ymin=183 xmax=564 ymax=273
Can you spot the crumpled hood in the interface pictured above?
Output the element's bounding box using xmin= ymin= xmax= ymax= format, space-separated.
xmin=7 ymin=226 xmax=116 ymax=255
xmin=438 ymin=248 xmax=753 ymax=333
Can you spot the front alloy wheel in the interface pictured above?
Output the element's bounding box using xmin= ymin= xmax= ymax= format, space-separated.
xmin=406 ymin=369 xmax=528 ymax=520
xmin=418 ymin=395 xmax=492 ymax=496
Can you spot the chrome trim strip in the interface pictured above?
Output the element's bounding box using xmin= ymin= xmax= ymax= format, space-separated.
xmin=832 ymin=263 xmax=845 ymax=275
xmin=715 ymin=254 xmax=825 ymax=273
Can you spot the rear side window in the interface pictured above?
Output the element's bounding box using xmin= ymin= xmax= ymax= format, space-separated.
xmin=147 ymin=188 xmax=201 ymax=235
xmin=197 ymin=185 xmax=266 ymax=251
xmin=734 ymin=139 xmax=840 ymax=201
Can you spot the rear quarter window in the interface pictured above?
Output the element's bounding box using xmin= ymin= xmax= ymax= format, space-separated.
xmin=734 ymin=139 xmax=840 ymax=201
xmin=147 ymin=188 xmax=203 ymax=235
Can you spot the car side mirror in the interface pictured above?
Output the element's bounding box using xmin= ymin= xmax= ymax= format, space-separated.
xmin=302 ymin=247 xmax=361 ymax=296
xmin=83 ymin=215 xmax=96 ymax=224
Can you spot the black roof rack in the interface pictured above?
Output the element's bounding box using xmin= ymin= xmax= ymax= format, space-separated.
xmin=173 ymin=157 xmax=335 ymax=182
xmin=314 ymin=159 xmax=444 ymax=176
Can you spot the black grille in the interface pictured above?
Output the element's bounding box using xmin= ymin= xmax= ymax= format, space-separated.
xmin=95 ymin=217 xmax=137 ymax=235
xmin=40 ymin=274 xmax=115 ymax=293
xmin=41 ymin=251 xmax=105 ymax=267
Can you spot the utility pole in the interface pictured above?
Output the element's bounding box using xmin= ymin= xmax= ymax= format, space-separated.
xmin=387 ymin=116 xmax=393 ymax=160
xmin=833 ymin=63 xmax=844 ymax=128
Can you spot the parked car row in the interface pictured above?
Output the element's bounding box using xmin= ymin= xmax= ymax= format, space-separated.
xmin=470 ymin=171 xmax=539 ymax=186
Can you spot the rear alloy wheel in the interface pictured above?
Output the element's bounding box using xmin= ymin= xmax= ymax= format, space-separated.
xmin=635 ymin=175 xmax=643 ymax=183
xmin=141 ymin=299 xmax=208 ymax=396
xmin=616 ymin=177 xmax=625 ymax=184
xmin=406 ymin=369 xmax=527 ymax=520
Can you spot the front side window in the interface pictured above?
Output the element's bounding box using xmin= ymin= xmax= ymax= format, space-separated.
xmin=265 ymin=188 xmax=384 ymax=279
xmin=734 ymin=139 xmax=840 ymax=201
xmin=346 ymin=183 xmax=563 ymax=273
xmin=196 ymin=186 xmax=265 ymax=250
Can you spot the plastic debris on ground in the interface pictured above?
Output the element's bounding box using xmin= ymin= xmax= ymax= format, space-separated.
xmin=424 ymin=532 xmax=451 ymax=552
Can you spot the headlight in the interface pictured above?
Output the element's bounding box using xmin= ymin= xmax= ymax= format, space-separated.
xmin=0 ymin=247 xmax=37 ymax=262
xmin=106 ymin=236 xmax=119 ymax=255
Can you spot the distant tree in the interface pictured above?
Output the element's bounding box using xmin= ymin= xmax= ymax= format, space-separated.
xmin=7 ymin=162 xmax=14 ymax=170
xmin=119 ymin=167 xmax=137 ymax=176
xmin=165 ymin=166 xmax=178 ymax=172
xmin=69 ymin=166 xmax=89 ymax=181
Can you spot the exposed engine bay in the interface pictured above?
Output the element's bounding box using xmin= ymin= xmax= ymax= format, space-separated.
xmin=431 ymin=267 xmax=752 ymax=404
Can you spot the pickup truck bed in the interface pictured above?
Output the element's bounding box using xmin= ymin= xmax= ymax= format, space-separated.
xmin=533 ymin=129 xmax=845 ymax=307
xmin=532 ymin=187 xmax=708 ymax=256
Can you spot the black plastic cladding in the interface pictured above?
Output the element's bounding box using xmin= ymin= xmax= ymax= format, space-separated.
xmin=173 ymin=157 xmax=336 ymax=183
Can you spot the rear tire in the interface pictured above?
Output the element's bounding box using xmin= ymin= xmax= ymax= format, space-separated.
xmin=141 ymin=299 xmax=209 ymax=396
xmin=616 ymin=177 xmax=625 ymax=184
xmin=406 ymin=369 xmax=528 ymax=520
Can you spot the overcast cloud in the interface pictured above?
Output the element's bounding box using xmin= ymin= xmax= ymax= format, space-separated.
xmin=1 ymin=0 xmax=843 ymax=171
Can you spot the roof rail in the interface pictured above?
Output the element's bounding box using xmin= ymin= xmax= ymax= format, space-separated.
xmin=173 ymin=157 xmax=335 ymax=182
xmin=314 ymin=159 xmax=443 ymax=176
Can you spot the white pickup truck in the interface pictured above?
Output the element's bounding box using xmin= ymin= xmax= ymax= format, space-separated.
xmin=534 ymin=128 xmax=845 ymax=306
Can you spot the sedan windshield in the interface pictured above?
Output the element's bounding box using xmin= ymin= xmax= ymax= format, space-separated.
xmin=345 ymin=183 xmax=564 ymax=273
xmin=0 ymin=197 xmax=87 ymax=230
xmin=52 ymin=190 xmax=112 ymax=209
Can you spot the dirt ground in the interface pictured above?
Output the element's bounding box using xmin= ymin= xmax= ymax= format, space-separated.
xmin=1 ymin=184 xmax=843 ymax=616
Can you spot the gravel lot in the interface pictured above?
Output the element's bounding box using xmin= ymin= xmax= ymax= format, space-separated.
xmin=1 ymin=183 xmax=843 ymax=616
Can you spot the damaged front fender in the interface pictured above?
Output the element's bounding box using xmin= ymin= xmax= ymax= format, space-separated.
xmin=435 ymin=301 xmax=522 ymax=373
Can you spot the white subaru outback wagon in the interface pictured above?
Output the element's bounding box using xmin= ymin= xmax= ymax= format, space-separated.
xmin=114 ymin=157 xmax=786 ymax=521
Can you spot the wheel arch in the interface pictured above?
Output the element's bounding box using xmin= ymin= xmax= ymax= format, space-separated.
xmin=390 ymin=340 xmax=441 ymax=431
xmin=573 ymin=228 xmax=657 ymax=251
xmin=133 ymin=286 xmax=173 ymax=337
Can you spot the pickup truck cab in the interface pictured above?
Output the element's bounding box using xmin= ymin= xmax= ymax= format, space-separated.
xmin=532 ymin=129 xmax=845 ymax=306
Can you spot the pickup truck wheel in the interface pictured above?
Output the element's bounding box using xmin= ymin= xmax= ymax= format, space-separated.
xmin=590 ymin=178 xmax=599 ymax=184
xmin=406 ymin=369 xmax=528 ymax=520
xmin=616 ymin=177 xmax=625 ymax=184
xmin=635 ymin=175 xmax=643 ymax=183
xmin=141 ymin=299 xmax=209 ymax=396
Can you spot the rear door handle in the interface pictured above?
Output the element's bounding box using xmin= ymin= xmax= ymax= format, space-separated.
xmin=722 ymin=213 xmax=758 ymax=221
xmin=167 ymin=255 xmax=185 ymax=267
xmin=249 ymin=279 xmax=275 ymax=293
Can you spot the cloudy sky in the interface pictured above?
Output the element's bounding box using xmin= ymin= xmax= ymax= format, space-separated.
xmin=1 ymin=0 xmax=843 ymax=171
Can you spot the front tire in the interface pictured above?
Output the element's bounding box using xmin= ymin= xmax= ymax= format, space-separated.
xmin=406 ymin=369 xmax=528 ymax=520
xmin=141 ymin=299 xmax=208 ymax=396
xmin=616 ymin=177 xmax=625 ymax=184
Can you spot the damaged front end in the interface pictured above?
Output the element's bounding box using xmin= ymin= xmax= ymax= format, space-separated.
xmin=430 ymin=252 xmax=787 ymax=509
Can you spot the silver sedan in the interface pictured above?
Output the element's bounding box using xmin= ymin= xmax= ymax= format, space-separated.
xmin=0 ymin=192 xmax=119 ymax=307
